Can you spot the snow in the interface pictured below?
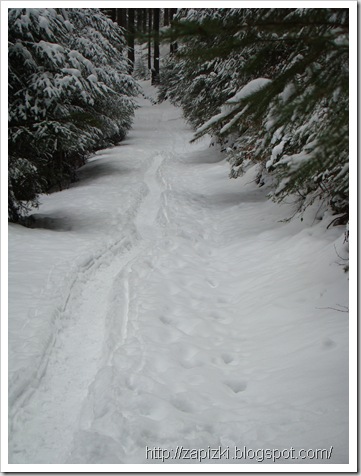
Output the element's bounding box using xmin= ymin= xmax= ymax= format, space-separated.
xmin=87 ymin=73 xmax=97 ymax=83
xmin=38 ymin=15 xmax=50 ymax=33
xmin=280 ymin=83 xmax=295 ymax=103
xmin=7 ymin=81 xmax=349 ymax=468
xmin=266 ymin=140 xmax=286 ymax=170
xmin=61 ymin=67 xmax=81 ymax=77
xmin=226 ymin=78 xmax=272 ymax=104
xmin=195 ymin=78 xmax=271 ymax=137
xmin=277 ymin=150 xmax=313 ymax=171
xmin=37 ymin=40 xmax=65 ymax=64
xmin=219 ymin=106 xmax=248 ymax=135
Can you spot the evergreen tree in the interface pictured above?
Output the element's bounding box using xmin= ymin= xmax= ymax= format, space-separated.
xmin=100 ymin=8 xmax=116 ymax=22
xmin=8 ymin=8 xmax=139 ymax=222
xmin=161 ymin=8 xmax=349 ymax=221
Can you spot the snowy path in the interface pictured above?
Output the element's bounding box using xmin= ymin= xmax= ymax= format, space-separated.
xmin=8 ymin=82 xmax=349 ymax=465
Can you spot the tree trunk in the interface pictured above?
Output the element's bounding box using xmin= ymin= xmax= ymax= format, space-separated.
xmin=127 ymin=9 xmax=135 ymax=73
xmin=148 ymin=8 xmax=152 ymax=70
xmin=152 ymin=8 xmax=160 ymax=84
xmin=164 ymin=8 xmax=169 ymax=26
xmin=169 ymin=8 xmax=178 ymax=54
xmin=136 ymin=9 xmax=143 ymax=32
xmin=142 ymin=8 xmax=147 ymax=33
xmin=116 ymin=8 xmax=127 ymax=29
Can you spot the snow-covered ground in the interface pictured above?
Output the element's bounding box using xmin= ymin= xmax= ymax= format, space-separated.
xmin=8 ymin=81 xmax=349 ymax=467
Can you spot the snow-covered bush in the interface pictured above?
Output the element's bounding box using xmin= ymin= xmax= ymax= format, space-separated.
xmin=8 ymin=8 xmax=139 ymax=222
xmin=161 ymin=8 xmax=349 ymax=221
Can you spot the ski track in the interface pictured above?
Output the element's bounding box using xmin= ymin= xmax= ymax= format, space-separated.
xmin=9 ymin=86 xmax=349 ymax=465
xmin=9 ymin=98 xmax=199 ymax=464
xmin=9 ymin=213 xmax=141 ymax=463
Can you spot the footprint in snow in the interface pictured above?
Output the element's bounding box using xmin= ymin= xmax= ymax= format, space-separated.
xmin=159 ymin=315 xmax=173 ymax=325
xmin=221 ymin=353 xmax=235 ymax=365
xmin=171 ymin=395 xmax=195 ymax=414
xmin=211 ymin=353 xmax=236 ymax=366
xmin=224 ymin=379 xmax=248 ymax=394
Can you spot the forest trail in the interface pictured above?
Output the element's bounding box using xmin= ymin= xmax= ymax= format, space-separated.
xmin=8 ymin=82 xmax=349 ymax=465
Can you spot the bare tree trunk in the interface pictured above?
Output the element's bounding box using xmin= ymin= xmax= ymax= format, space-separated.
xmin=127 ymin=9 xmax=135 ymax=73
xmin=148 ymin=8 xmax=152 ymax=70
xmin=164 ymin=8 xmax=169 ymax=26
xmin=136 ymin=9 xmax=142 ymax=32
xmin=116 ymin=8 xmax=127 ymax=29
xmin=169 ymin=8 xmax=178 ymax=54
xmin=142 ymin=8 xmax=147 ymax=33
xmin=152 ymin=8 xmax=160 ymax=84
